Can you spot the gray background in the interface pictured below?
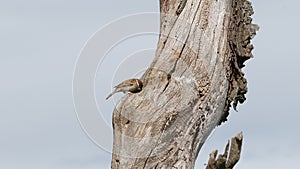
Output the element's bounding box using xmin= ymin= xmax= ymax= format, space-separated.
xmin=1 ymin=0 xmax=299 ymax=168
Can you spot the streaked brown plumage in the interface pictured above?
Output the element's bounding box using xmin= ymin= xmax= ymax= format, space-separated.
xmin=106 ymin=79 xmax=143 ymax=100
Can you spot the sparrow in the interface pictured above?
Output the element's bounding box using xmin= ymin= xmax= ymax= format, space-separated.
xmin=106 ymin=79 xmax=143 ymax=100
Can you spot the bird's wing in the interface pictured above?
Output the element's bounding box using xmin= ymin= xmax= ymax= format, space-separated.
xmin=115 ymin=82 xmax=133 ymax=88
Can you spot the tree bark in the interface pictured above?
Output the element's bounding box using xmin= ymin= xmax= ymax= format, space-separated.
xmin=111 ymin=0 xmax=258 ymax=168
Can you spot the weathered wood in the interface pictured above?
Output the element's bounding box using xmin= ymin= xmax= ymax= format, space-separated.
xmin=111 ymin=0 xmax=258 ymax=168
xmin=206 ymin=132 xmax=243 ymax=169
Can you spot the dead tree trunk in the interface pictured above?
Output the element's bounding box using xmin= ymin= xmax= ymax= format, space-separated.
xmin=111 ymin=0 xmax=258 ymax=168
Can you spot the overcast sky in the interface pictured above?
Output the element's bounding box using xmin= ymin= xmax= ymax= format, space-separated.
xmin=1 ymin=0 xmax=299 ymax=169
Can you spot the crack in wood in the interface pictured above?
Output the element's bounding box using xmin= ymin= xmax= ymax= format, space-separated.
xmin=176 ymin=0 xmax=188 ymax=15
xmin=169 ymin=57 xmax=180 ymax=75
xmin=162 ymin=73 xmax=172 ymax=92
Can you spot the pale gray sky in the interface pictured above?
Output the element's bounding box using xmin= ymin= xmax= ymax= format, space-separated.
xmin=1 ymin=0 xmax=299 ymax=169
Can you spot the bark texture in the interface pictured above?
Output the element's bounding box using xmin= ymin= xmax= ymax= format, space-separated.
xmin=111 ymin=0 xmax=258 ymax=168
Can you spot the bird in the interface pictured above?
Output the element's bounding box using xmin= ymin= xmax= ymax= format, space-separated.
xmin=106 ymin=78 xmax=143 ymax=100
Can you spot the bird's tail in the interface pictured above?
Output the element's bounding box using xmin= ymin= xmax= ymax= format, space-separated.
xmin=106 ymin=90 xmax=117 ymax=100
